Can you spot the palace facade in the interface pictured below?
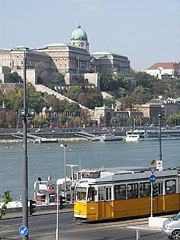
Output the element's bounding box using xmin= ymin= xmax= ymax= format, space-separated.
xmin=0 ymin=25 xmax=130 ymax=86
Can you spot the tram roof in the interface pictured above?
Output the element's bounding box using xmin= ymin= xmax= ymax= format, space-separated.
xmin=90 ymin=168 xmax=178 ymax=185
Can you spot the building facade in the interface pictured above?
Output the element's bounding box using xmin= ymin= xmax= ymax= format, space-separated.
xmin=0 ymin=25 xmax=130 ymax=86
xmin=146 ymin=62 xmax=180 ymax=80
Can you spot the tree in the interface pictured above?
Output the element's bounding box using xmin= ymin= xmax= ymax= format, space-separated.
xmin=77 ymin=92 xmax=88 ymax=106
xmin=0 ymin=191 xmax=12 ymax=219
xmin=86 ymin=88 xmax=103 ymax=109
xmin=116 ymin=87 xmax=126 ymax=98
xmin=64 ymin=102 xmax=80 ymax=116
xmin=103 ymin=97 xmax=116 ymax=108
xmin=110 ymin=117 xmax=118 ymax=126
xmin=100 ymin=74 xmax=119 ymax=91
xmin=51 ymin=73 xmax=65 ymax=85
xmin=71 ymin=75 xmax=84 ymax=84
xmin=6 ymin=72 xmax=22 ymax=83
xmin=166 ymin=114 xmax=180 ymax=126
xmin=127 ymin=117 xmax=134 ymax=126
xmin=66 ymin=86 xmax=82 ymax=101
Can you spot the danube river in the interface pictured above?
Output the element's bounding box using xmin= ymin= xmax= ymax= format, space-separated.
xmin=1 ymin=139 xmax=180 ymax=200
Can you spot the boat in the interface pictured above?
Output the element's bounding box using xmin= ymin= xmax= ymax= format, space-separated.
xmin=100 ymin=134 xmax=123 ymax=142
xmin=126 ymin=129 xmax=180 ymax=142
xmin=125 ymin=129 xmax=143 ymax=141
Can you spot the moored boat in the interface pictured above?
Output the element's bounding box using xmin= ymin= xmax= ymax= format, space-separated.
xmin=100 ymin=134 xmax=123 ymax=142
xmin=126 ymin=129 xmax=180 ymax=142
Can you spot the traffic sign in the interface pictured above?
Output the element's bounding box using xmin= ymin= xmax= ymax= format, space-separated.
xmin=156 ymin=160 xmax=162 ymax=170
xmin=151 ymin=160 xmax=156 ymax=166
xmin=149 ymin=174 xmax=156 ymax=183
xmin=19 ymin=225 xmax=28 ymax=236
xmin=150 ymin=167 xmax=156 ymax=174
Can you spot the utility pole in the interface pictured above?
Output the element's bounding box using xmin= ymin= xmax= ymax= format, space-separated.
xmin=22 ymin=52 xmax=28 ymax=239
xmin=158 ymin=113 xmax=162 ymax=162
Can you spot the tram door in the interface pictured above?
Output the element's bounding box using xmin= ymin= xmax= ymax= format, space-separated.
xmin=98 ymin=186 xmax=112 ymax=219
xmin=157 ymin=182 xmax=164 ymax=212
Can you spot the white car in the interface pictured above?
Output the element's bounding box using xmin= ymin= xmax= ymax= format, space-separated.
xmin=162 ymin=212 xmax=180 ymax=239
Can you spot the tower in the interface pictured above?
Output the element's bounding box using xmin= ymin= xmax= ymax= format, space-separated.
xmin=70 ymin=25 xmax=89 ymax=52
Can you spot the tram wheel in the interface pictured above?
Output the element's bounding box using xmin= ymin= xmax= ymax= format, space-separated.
xmin=172 ymin=230 xmax=180 ymax=239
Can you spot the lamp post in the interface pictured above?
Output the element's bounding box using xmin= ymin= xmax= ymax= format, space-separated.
xmin=56 ymin=182 xmax=59 ymax=240
xmin=19 ymin=49 xmax=35 ymax=239
xmin=158 ymin=113 xmax=162 ymax=162
xmin=60 ymin=144 xmax=67 ymax=198
xmin=22 ymin=51 xmax=28 ymax=240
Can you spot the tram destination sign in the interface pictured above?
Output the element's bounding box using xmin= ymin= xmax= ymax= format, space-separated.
xmin=149 ymin=174 xmax=156 ymax=183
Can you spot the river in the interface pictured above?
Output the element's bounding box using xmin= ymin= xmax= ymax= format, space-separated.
xmin=0 ymin=139 xmax=180 ymax=200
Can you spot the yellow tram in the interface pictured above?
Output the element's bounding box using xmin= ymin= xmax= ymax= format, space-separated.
xmin=74 ymin=167 xmax=180 ymax=221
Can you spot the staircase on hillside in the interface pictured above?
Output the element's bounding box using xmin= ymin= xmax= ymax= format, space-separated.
xmin=34 ymin=84 xmax=94 ymax=115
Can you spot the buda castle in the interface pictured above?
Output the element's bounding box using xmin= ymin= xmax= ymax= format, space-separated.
xmin=0 ymin=25 xmax=130 ymax=87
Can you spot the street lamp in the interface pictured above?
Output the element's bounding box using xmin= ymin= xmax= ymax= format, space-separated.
xmin=22 ymin=51 xmax=28 ymax=240
xmin=18 ymin=50 xmax=35 ymax=240
xmin=158 ymin=113 xmax=162 ymax=162
xmin=60 ymin=144 xmax=67 ymax=198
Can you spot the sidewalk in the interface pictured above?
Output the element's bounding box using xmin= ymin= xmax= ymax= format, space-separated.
xmin=3 ymin=206 xmax=73 ymax=220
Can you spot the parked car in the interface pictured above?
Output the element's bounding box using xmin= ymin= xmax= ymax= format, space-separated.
xmin=162 ymin=212 xmax=180 ymax=239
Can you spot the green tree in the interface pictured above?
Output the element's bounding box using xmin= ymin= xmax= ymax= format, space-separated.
xmin=86 ymin=88 xmax=103 ymax=109
xmin=66 ymin=86 xmax=82 ymax=101
xmin=71 ymin=75 xmax=84 ymax=84
xmin=0 ymin=191 xmax=12 ymax=219
xmin=6 ymin=72 xmax=22 ymax=83
xmin=64 ymin=102 xmax=80 ymax=116
xmin=51 ymin=73 xmax=65 ymax=85
xmin=103 ymin=97 xmax=116 ymax=108
xmin=110 ymin=117 xmax=118 ymax=126
xmin=166 ymin=114 xmax=180 ymax=126
xmin=127 ymin=117 xmax=134 ymax=126
xmin=100 ymin=74 xmax=119 ymax=91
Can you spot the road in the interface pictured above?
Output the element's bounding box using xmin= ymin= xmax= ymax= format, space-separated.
xmin=0 ymin=211 xmax=168 ymax=240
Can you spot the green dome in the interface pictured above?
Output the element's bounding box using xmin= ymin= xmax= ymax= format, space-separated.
xmin=71 ymin=25 xmax=88 ymax=41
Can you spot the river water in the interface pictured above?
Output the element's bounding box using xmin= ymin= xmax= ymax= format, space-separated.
xmin=0 ymin=140 xmax=180 ymax=200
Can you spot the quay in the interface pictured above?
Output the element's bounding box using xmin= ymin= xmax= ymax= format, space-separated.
xmin=0 ymin=127 xmax=125 ymax=143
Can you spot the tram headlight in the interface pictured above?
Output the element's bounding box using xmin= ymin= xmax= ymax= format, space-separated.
xmin=78 ymin=210 xmax=81 ymax=214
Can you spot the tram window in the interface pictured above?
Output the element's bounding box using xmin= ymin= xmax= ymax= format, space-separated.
xmin=140 ymin=182 xmax=151 ymax=197
xmin=165 ymin=180 xmax=176 ymax=194
xmin=88 ymin=187 xmax=95 ymax=201
xmin=158 ymin=182 xmax=163 ymax=195
xmin=114 ymin=185 xmax=126 ymax=200
xmin=98 ymin=188 xmax=104 ymax=201
xmin=127 ymin=183 xmax=138 ymax=199
xmin=105 ymin=187 xmax=111 ymax=200
xmin=76 ymin=187 xmax=87 ymax=201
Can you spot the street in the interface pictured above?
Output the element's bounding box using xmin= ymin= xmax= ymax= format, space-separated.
xmin=0 ymin=211 xmax=168 ymax=240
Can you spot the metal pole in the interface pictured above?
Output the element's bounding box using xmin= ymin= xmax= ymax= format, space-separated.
xmin=151 ymin=183 xmax=153 ymax=217
xmin=22 ymin=52 xmax=28 ymax=239
xmin=64 ymin=145 xmax=67 ymax=198
xmin=158 ymin=113 xmax=162 ymax=161
xmin=56 ymin=184 xmax=59 ymax=240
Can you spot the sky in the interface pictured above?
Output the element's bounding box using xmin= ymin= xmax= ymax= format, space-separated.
xmin=0 ymin=0 xmax=179 ymax=71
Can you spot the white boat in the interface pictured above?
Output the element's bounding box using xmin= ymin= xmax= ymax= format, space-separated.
xmin=126 ymin=129 xmax=180 ymax=142
xmin=126 ymin=130 xmax=142 ymax=141
xmin=100 ymin=134 xmax=123 ymax=142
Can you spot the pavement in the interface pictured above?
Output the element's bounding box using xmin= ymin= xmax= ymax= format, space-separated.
xmin=2 ymin=206 xmax=73 ymax=220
